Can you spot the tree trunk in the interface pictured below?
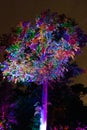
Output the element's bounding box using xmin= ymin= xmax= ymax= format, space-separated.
xmin=40 ymin=80 xmax=48 ymax=130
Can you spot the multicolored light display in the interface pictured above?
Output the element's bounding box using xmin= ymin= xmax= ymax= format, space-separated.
xmin=1 ymin=11 xmax=87 ymax=84
xmin=0 ymin=10 xmax=87 ymax=130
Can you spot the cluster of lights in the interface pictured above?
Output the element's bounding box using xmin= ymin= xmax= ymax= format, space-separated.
xmin=0 ymin=11 xmax=87 ymax=84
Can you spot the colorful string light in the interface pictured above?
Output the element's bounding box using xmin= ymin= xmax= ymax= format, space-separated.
xmin=1 ymin=11 xmax=87 ymax=84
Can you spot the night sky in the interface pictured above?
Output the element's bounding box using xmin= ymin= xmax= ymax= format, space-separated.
xmin=0 ymin=0 xmax=87 ymax=104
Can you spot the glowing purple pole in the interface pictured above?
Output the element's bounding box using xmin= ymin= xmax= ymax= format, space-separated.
xmin=40 ymin=80 xmax=48 ymax=130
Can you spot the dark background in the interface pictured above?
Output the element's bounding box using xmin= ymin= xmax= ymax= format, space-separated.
xmin=0 ymin=0 xmax=87 ymax=104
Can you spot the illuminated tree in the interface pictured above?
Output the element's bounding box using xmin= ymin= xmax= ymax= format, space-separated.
xmin=0 ymin=10 xmax=87 ymax=130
